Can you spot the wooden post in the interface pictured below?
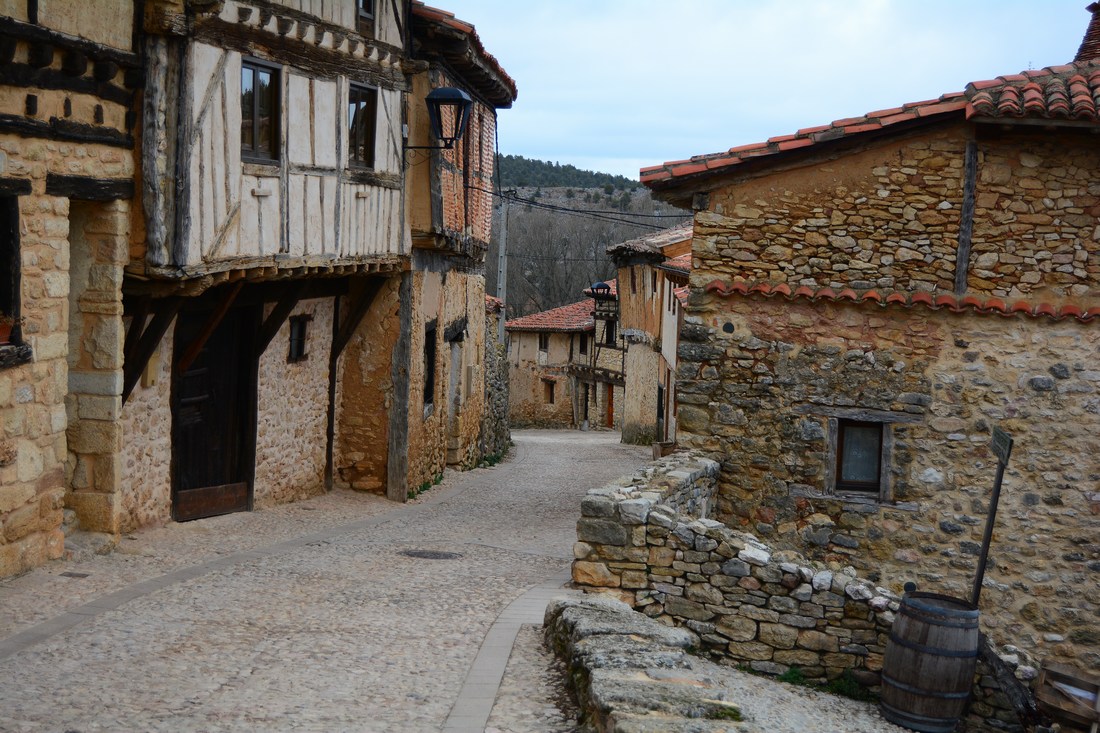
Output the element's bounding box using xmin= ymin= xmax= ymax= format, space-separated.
xmin=972 ymin=427 xmax=1013 ymax=607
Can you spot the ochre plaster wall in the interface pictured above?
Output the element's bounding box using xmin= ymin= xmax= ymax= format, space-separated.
xmin=507 ymin=330 xmax=576 ymax=428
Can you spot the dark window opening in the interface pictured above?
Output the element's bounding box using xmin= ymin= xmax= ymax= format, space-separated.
xmin=604 ymin=318 xmax=616 ymax=346
xmin=651 ymin=270 xmax=657 ymax=293
xmin=538 ymin=332 xmax=549 ymax=352
xmin=630 ymin=267 xmax=637 ymax=294
xmin=287 ymin=314 xmax=311 ymax=363
xmin=578 ymin=333 xmax=587 ymax=355
xmin=424 ymin=322 xmax=437 ymax=407
xmin=357 ymin=0 xmax=375 ymax=36
xmin=543 ymin=379 xmax=555 ymax=404
xmin=836 ymin=420 xmax=882 ymax=493
xmin=348 ymin=84 xmax=377 ymax=169
xmin=1 ymin=196 xmax=21 ymax=345
xmin=241 ymin=59 xmax=280 ymax=162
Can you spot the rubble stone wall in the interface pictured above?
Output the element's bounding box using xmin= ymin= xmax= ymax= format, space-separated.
xmin=479 ymin=300 xmax=510 ymax=459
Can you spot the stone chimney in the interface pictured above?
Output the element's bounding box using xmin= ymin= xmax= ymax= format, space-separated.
xmin=1075 ymin=2 xmax=1100 ymax=62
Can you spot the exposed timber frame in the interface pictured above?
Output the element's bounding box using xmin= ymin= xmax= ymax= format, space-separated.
xmin=122 ymin=297 xmax=184 ymax=404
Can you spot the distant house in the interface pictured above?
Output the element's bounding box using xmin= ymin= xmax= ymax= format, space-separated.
xmin=642 ymin=5 xmax=1100 ymax=673
xmin=506 ymin=299 xmax=595 ymax=428
xmin=608 ymin=226 xmax=692 ymax=446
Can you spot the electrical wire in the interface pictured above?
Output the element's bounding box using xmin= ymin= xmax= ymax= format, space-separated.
xmin=467 ymin=184 xmax=689 ymax=230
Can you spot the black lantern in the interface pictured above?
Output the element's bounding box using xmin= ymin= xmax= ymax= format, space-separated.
xmin=409 ymin=87 xmax=473 ymax=150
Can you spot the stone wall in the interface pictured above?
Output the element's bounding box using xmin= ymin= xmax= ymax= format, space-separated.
xmin=572 ymin=453 xmax=898 ymax=686
xmin=118 ymin=326 xmax=173 ymax=532
xmin=479 ymin=298 xmax=510 ymax=459
xmin=254 ymin=297 xmax=333 ymax=507
xmin=676 ymin=289 xmax=1100 ymax=671
xmin=571 ymin=452 xmax=1039 ymax=732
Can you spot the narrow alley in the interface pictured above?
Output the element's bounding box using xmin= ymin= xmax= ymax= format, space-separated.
xmin=0 ymin=430 xmax=648 ymax=732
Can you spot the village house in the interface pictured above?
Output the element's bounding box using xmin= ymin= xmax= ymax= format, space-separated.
xmin=641 ymin=5 xmax=1100 ymax=673
xmin=0 ymin=0 xmax=513 ymax=578
xmin=607 ymin=225 xmax=691 ymax=447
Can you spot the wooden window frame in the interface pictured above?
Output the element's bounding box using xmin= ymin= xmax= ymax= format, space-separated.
xmin=835 ymin=419 xmax=882 ymax=494
xmin=357 ymin=0 xmax=375 ymax=36
xmin=347 ymin=83 xmax=378 ymax=170
xmin=542 ymin=378 xmax=555 ymax=405
xmin=604 ymin=318 xmax=616 ymax=346
xmin=578 ymin=333 xmax=587 ymax=356
xmin=240 ymin=57 xmax=281 ymax=164
xmin=537 ymin=332 xmax=549 ymax=353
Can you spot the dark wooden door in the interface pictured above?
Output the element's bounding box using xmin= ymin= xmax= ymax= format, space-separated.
xmin=172 ymin=306 xmax=257 ymax=521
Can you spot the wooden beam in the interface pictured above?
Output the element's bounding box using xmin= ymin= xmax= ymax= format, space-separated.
xmin=0 ymin=177 xmax=32 ymax=196
xmin=122 ymin=296 xmax=152 ymax=362
xmin=175 ymin=281 xmax=244 ymax=375
xmin=332 ymin=277 xmax=384 ymax=358
xmin=121 ymin=298 xmax=182 ymax=404
xmin=255 ymin=280 xmax=309 ymax=355
xmin=45 ymin=173 xmax=134 ymax=201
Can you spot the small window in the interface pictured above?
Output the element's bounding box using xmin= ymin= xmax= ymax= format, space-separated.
xmin=241 ymin=59 xmax=280 ymax=162
xmin=538 ymin=332 xmax=549 ymax=352
xmin=357 ymin=0 xmax=375 ymax=37
xmin=348 ymin=84 xmax=377 ymax=169
xmin=1 ymin=196 xmax=22 ymax=346
xmin=578 ymin=333 xmax=587 ymax=355
xmin=604 ymin=318 xmax=616 ymax=346
xmin=542 ymin=379 xmax=555 ymax=404
xmin=651 ymin=270 xmax=657 ymax=294
xmin=424 ymin=322 xmax=437 ymax=407
xmin=287 ymin=314 xmax=310 ymax=362
xmin=836 ymin=420 xmax=882 ymax=493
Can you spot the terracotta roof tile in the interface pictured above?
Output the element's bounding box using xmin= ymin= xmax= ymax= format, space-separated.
xmin=412 ymin=2 xmax=518 ymax=106
xmin=606 ymin=225 xmax=693 ymax=258
xmin=702 ymin=281 xmax=1100 ymax=323
xmin=505 ymin=299 xmax=593 ymax=332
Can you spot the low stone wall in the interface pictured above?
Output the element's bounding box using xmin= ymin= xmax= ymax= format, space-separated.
xmin=573 ymin=452 xmax=897 ymax=685
xmin=571 ymin=452 xmax=1038 ymax=731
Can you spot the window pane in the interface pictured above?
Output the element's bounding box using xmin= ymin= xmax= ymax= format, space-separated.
xmin=241 ymin=67 xmax=254 ymax=149
xmin=841 ymin=424 xmax=880 ymax=483
xmin=257 ymin=70 xmax=274 ymax=155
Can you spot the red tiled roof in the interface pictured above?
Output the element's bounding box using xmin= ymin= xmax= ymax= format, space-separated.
xmin=663 ymin=253 xmax=692 ymax=274
xmin=411 ymin=2 xmax=518 ymax=107
xmin=505 ymin=299 xmax=594 ymax=332
xmin=607 ymin=225 xmax=693 ymax=257
xmin=485 ymin=294 xmax=504 ymax=313
xmin=674 ymin=285 xmax=689 ymax=306
xmin=704 ymin=280 xmax=1100 ymax=323
xmin=641 ymin=60 xmax=1100 ymax=187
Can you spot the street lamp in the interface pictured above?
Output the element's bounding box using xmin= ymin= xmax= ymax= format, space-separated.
xmin=406 ymin=87 xmax=473 ymax=150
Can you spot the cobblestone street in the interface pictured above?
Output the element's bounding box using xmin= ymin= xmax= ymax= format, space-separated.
xmin=0 ymin=430 xmax=648 ymax=733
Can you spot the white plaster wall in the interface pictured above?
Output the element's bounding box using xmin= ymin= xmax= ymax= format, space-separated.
xmin=253 ymin=297 xmax=334 ymax=507
xmin=119 ymin=326 xmax=174 ymax=532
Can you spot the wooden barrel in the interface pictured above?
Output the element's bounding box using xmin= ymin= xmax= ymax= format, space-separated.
xmin=880 ymin=592 xmax=980 ymax=733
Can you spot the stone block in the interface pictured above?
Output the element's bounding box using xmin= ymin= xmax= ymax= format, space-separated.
xmin=621 ymin=570 xmax=648 ymax=589
xmin=618 ymin=498 xmax=653 ymax=525
xmin=67 ymin=420 xmax=121 ymax=454
xmin=3 ymin=504 xmax=39 ymax=542
xmin=581 ymin=495 xmax=615 ymax=518
xmin=664 ymin=596 xmax=713 ymax=621
xmin=798 ymin=629 xmax=839 ymax=652
xmin=77 ymin=395 xmax=120 ymax=422
xmin=577 ymin=518 xmax=628 ymax=546
xmin=572 ymin=561 xmax=621 ymax=588
xmin=716 ymin=615 xmax=757 ymax=642
xmin=727 ymin=640 xmax=773 ymax=661
xmin=685 ymin=582 xmax=723 ymax=605
xmin=774 ymin=649 xmax=824 ymax=667
xmin=65 ymin=490 xmax=119 ymax=534
xmin=759 ymin=622 xmax=799 ymax=649
xmin=0 ymin=483 xmax=34 ymax=513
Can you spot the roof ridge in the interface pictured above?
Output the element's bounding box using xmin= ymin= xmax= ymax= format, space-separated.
xmin=702 ymin=280 xmax=1100 ymax=323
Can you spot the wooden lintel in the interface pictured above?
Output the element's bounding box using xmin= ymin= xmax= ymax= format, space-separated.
xmin=255 ymin=280 xmax=310 ymax=355
xmin=0 ymin=177 xmax=32 ymax=196
xmin=122 ymin=297 xmax=183 ymax=404
xmin=332 ymin=278 xmax=384 ymax=358
xmin=176 ymin=281 xmax=244 ymax=375
xmin=45 ymin=173 xmax=134 ymax=201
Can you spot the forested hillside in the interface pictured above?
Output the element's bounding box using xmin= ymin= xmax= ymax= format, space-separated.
xmin=486 ymin=171 xmax=690 ymax=318
xmin=496 ymin=154 xmax=639 ymax=190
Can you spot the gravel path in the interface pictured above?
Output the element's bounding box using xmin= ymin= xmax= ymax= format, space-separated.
xmin=0 ymin=429 xmax=647 ymax=732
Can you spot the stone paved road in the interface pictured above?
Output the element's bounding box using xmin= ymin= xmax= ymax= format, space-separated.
xmin=0 ymin=430 xmax=649 ymax=733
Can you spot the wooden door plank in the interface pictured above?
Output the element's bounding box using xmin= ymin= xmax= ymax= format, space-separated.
xmin=175 ymin=281 xmax=243 ymax=375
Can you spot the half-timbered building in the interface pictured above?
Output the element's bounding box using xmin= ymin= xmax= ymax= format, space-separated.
xmin=0 ymin=0 xmax=514 ymax=578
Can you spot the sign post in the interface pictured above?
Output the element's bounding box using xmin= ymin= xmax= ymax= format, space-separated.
xmin=972 ymin=426 xmax=1013 ymax=607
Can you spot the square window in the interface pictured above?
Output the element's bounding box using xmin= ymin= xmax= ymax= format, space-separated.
xmin=836 ymin=420 xmax=882 ymax=493
xmin=241 ymin=59 xmax=280 ymax=162
xmin=348 ymin=84 xmax=377 ymax=169
xmin=287 ymin=314 xmax=311 ymax=362
xmin=538 ymin=332 xmax=549 ymax=353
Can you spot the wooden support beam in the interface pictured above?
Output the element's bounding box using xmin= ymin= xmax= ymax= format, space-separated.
xmin=255 ymin=280 xmax=309 ymax=355
xmin=122 ymin=296 xmax=151 ymax=362
xmin=121 ymin=298 xmax=183 ymax=404
xmin=45 ymin=173 xmax=134 ymax=201
xmin=175 ymin=281 xmax=244 ymax=375
xmin=332 ymin=278 xmax=384 ymax=359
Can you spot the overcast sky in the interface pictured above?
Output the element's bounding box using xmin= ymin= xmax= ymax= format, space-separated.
xmin=438 ymin=1 xmax=1090 ymax=179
